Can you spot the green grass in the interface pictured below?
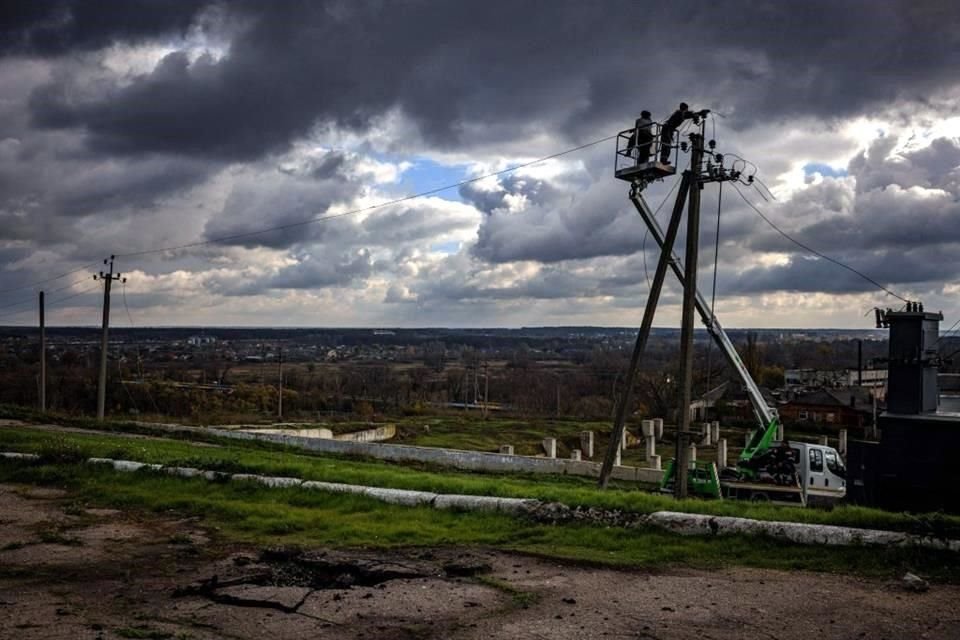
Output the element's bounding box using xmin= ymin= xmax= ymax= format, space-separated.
xmin=0 ymin=459 xmax=957 ymax=583
xmin=2 ymin=424 xmax=958 ymax=539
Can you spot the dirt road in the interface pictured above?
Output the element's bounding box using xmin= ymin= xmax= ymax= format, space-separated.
xmin=1 ymin=482 xmax=956 ymax=639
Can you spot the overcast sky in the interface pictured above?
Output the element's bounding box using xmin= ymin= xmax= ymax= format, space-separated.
xmin=1 ymin=0 xmax=959 ymax=329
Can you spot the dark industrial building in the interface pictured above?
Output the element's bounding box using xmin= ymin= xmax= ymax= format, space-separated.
xmin=847 ymin=308 xmax=960 ymax=512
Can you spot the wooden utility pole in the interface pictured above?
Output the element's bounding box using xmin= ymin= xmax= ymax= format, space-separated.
xmin=482 ymin=361 xmax=489 ymax=419
xmin=599 ymin=174 xmax=691 ymax=488
xmin=277 ymin=344 xmax=283 ymax=419
xmin=674 ymin=131 xmax=706 ymax=499
xmin=94 ymin=256 xmax=124 ymax=421
xmin=39 ymin=291 xmax=46 ymax=413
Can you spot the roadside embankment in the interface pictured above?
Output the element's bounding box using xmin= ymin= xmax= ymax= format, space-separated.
xmin=4 ymin=451 xmax=957 ymax=552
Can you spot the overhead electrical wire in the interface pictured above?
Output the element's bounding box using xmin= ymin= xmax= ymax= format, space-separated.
xmin=0 ymin=275 xmax=97 ymax=312
xmin=0 ymin=261 xmax=100 ymax=296
xmin=730 ymin=183 xmax=909 ymax=304
xmin=115 ymin=134 xmax=618 ymax=259
xmin=0 ymin=282 xmax=101 ymax=323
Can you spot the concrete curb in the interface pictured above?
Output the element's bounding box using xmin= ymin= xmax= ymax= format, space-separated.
xmin=3 ymin=451 xmax=957 ymax=550
xmin=644 ymin=511 xmax=960 ymax=552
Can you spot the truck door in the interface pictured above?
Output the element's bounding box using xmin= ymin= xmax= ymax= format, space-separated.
xmin=807 ymin=447 xmax=826 ymax=490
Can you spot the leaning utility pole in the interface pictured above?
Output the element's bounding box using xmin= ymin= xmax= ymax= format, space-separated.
xmin=674 ymin=131 xmax=706 ymax=499
xmin=598 ymin=173 xmax=692 ymax=488
xmin=39 ymin=291 xmax=46 ymax=413
xmin=94 ymin=256 xmax=124 ymax=421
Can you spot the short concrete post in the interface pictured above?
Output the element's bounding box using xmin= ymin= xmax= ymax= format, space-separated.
xmin=645 ymin=436 xmax=656 ymax=461
xmin=542 ymin=437 xmax=557 ymax=458
xmin=777 ymin=423 xmax=785 ymax=442
xmin=648 ymin=454 xmax=661 ymax=471
xmin=641 ymin=419 xmax=655 ymax=438
xmin=653 ymin=418 xmax=664 ymax=439
xmin=580 ymin=431 xmax=594 ymax=458
xmin=711 ymin=421 xmax=720 ymax=443
xmin=819 ymin=435 xmax=829 ymax=447
xmin=701 ymin=422 xmax=711 ymax=446
xmin=717 ymin=438 xmax=728 ymax=470
xmin=614 ymin=448 xmax=621 ymax=467
xmin=839 ymin=429 xmax=847 ymax=455
xmin=570 ymin=449 xmax=582 ymax=461
xmin=499 ymin=444 xmax=514 ymax=455
xmin=621 ymin=428 xmax=629 ymax=450
xmin=688 ymin=443 xmax=697 ymax=462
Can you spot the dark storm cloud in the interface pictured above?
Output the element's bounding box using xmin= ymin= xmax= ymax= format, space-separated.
xmin=268 ymin=250 xmax=372 ymax=290
xmin=1 ymin=0 xmax=207 ymax=56
xmin=19 ymin=1 xmax=960 ymax=162
xmin=726 ymin=245 xmax=959 ymax=297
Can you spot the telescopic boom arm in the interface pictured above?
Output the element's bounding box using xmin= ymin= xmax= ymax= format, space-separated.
xmin=628 ymin=187 xmax=778 ymax=432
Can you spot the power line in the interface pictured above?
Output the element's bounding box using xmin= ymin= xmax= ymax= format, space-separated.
xmin=0 ymin=282 xmax=101 ymax=323
xmin=937 ymin=316 xmax=960 ymax=344
xmin=0 ymin=275 xmax=97 ymax=313
xmin=115 ymin=135 xmax=618 ymax=259
xmin=0 ymin=261 xmax=100 ymax=296
xmin=731 ymin=183 xmax=909 ymax=303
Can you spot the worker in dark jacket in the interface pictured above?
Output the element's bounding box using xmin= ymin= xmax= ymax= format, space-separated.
xmin=628 ymin=110 xmax=654 ymax=164
xmin=659 ymin=102 xmax=694 ymax=163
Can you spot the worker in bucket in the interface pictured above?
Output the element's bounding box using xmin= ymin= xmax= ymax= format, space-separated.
xmin=627 ymin=110 xmax=654 ymax=164
xmin=659 ymin=102 xmax=693 ymax=163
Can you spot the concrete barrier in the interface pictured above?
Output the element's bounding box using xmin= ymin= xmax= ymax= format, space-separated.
xmin=433 ymin=494 xmax=534 ymax=514
xmin=645 ymin=511 xmax=960 ymax=552
xmin=3 ymin=451 xmax=957 ymax=552
xmin=1 ymin=452 xmax=39 ymax=460
xmin=335 ymin=424 xmax=397 ymax=443
xmin=363 ymin=487 xmax=437 ymax=507
xmin=88 ymin=458 xmax=163 ymax=473
xmin=301 ymin=480 xmax=366 ymax=495
xmin=213 ymin=428 xmax=661 ymax=486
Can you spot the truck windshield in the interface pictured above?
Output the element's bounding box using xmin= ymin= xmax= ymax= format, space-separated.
xmin=825 ymin=450 xmax=845 ymax=478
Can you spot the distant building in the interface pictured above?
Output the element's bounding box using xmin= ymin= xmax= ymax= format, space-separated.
xmin=187 ymin=335 xmax=217 ymax=346
xmin=779 ymin=387 xmax=875 ymax=428
xmin=785 ymin=368 xmax=886 ymax=390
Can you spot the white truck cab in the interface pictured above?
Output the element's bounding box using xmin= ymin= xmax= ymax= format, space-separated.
xmin=786 ymin=442 xmax=847 ymax=506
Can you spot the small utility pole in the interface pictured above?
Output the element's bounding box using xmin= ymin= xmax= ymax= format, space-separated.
xmin=556 ymin=377 xmax=561 ymax=417
xmin=277 ymin=344 xmax=283 ymax=419
xmin=39 ymin=291 xmax=46 ymax=413
xmin=482 ymin=361 xmax=489 ymax=419
xmin=94 ymin=256 xmax=124 ymax=421
xmin=674 ymin=131 xmax=706 ymax=499
xmin=857 ymin=339 xmax=863 ymax=386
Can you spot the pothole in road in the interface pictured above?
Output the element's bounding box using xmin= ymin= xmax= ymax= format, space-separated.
xmin=173 ymin=548 xmax=490 ymax=614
